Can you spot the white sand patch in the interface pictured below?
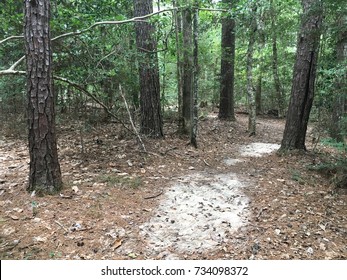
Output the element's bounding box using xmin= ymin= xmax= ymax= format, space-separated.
xmin=139 ymin=173 xmax=248 ymax=258
xmin=240 ymin=143 xmax=280 ymax=157
xmin=224 ymin=158 xmax=243 ymax=166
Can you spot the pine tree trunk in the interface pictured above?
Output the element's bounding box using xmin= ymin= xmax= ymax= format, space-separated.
xmin=173 ymin=0 xmax=184 ymax=132
xmin=255 ymin=74 xmax=262 ymax=114
xmin=218 ymin=0 xmax=236 ymax=120
xmin=133 ymin=0 xmax=163 ymax=138
xmin=280 ymin=0 xmax=323 ymax=151
xmin=190 ymin=5 xmax=199 ymax=148
xmin=256 ymin=19 xmax=265 ymax=115
xmin=330 ymin=15 xmax=346 ymax=142
xmin=270 ymin=0 xmax=285 ymax=118
xmin=246 ymin=6 xmax=257 ymax=136
xmin=24 ymin=0 xmax=62 ymax=194
xmin=182 ymin=7 xmax=193 ymax=134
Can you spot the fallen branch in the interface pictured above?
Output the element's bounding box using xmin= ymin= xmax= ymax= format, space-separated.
xmin=161 ymin=146 xmax=178 ymax=156
xmin=119 ymin=84 xmax=147 ymax=153
xmin=144 ymin=190 xmax=163 ymax=200
xmin=255 ymin=207 xmax=268 ymax=221
xmin=54 ymin=220 xmax=69 ymax=233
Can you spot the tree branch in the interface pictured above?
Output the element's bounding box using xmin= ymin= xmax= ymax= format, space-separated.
xmin=119 ymin=84 xmax=147 ymax=152
xmin=53 ymin=76 xmax=133 ymax=134
xmin=198 ymin=8 xmax=228 ymax=12
xmin=0 ymin=70 xmax=25 ymax=76
xmin=0 ymin=35 xmax=24 ymax=45
xmin=51 ymin=8 xmax=177 ymax=42
xmin=0 ymin=69 xmax=134 ymax=136
xmin=1 ymin=8 xmax=176 ymax=72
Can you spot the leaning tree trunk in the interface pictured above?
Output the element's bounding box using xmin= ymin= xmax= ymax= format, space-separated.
xmin=133 ymin=0 xmax=163 ymax=138
xmin=182 ymin=7 xmax=193 ymax=135
xmin=246 ymin=5 xmax=257 ymax=136
xmin=24 ymin=0 xmax=62 ymax=194
xmin=218 ymin=0 xmax=236 ymax=121
xmin=280 ymin=0 xmax=323 ymax=151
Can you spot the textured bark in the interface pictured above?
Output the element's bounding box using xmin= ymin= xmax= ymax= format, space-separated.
xmin=330 ymin=15 xmax=347 ymax=142
xmin=256 ymin=17 xmax=265 ymax=115
xmin=182 ymin=7 xmax=193 ymax=134
xmin=173 ymin=0 xmax=184 ymax=132
xmin=280 ymin=0 xmax=323 ymax=151
xmin=255 ymin=74 xmax=262 ymax=114
xmin=270 ymin=0 xmax=285 ymax=118
xmin=272 ymin=33 xmax=285 ymax=118
xmin=218 ymin=0 xmax=236 ymax=120
xmin=190 ymin=5 xmax=199 ymax=148
xmin=24 ymin=0 xmax=62 ymax=194
xmin=246 ymin=6 xmax=257 ymax=136
xmin=133 ymin=0 xmax=163 ymax=138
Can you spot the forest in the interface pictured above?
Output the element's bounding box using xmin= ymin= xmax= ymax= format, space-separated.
xmin=0 ymin=0 xmax=346 ymax=260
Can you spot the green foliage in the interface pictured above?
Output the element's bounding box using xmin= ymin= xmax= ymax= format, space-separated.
xmin=99 ymin=174 xmax=143 ymax=189
xmin=308 ymin=137 xmax=347 ymax=189
xmin=0 ymin=0 xmax=345 ymax=133
xmin=320 ymin=138 xmax=346 ymax=153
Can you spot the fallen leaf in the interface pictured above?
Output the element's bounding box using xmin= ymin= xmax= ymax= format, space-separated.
xmin=128 ymin=252 xmax=137 ymax=259
xmin=306 ymin=247 xmax=314 ymax=255
xmin=33 ymin=236 xmax=47 ymax=243
xmin=2 ymin=227 xmax=16 ymax=236
xmin=112 ymin=239 xmax=123 ymax=250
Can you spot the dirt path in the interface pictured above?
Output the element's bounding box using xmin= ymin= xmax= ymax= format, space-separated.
xmin=0 ymin=114 xmax=346 ymax=260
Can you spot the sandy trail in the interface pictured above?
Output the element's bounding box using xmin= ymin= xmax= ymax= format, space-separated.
xmin=134 ymin=143 xmax=280 ymax=259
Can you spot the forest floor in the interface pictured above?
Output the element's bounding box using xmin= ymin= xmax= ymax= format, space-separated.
xmin=0 ymin=112 xmax=346 ymax=260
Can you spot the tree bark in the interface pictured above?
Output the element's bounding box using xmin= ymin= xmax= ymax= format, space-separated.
xmin=173 ymin=0 xmax=184 ymax=132
xmin=218 ymin=0 xmax=236 ymax=121
xmin=190 ymin=4 xmax=199 ymax=148
xmin=182 ymin=7 xmax=193 ymax=134
xmin=280 ymin=0 xmax=323 ymax=151
xmin=133 ymin=0 xmax=163 ymax=138
xmin=246 ymin=5 xmax=257 ymax=136
xmin=330 ymin=15 xmax=346 ymax=142
xmin=24 ymin=0 xmax=62 ymax=194
xmin=270 ymin=0 xmax=285 ymax=118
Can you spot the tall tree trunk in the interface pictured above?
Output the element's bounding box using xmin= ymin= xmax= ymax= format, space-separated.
xmin=256 ymin=15 xmax=265 ymax=115
xmin=280 ymin=0 xmax=323 ymax=151
xmin=133 ymin=0 xmax=163 ymax=138
xmin=24 ymin=0 xmax=62 ymax=194
xmin=173 ymin=0 xmax=184 ymax=132
xmin=330 ymin=15 xmax=347 ymax=142
xmin=246 ymin=6 xmax=257 ymax=136
xmin=190 ymin=3 xmax=199 ymax=148
xmin=255 ymin=74 xmax=262 ymax=114
xmin=182 ymin=7 xmax=193 ymax=134
xmin=218 ymin=0 xmax=236 ymax=121
xmin=270 ymin=0 xmax=285 ymax=118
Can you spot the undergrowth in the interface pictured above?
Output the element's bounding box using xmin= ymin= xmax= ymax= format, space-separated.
xmin=309 ymin=138 xmax=347 ymax=189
